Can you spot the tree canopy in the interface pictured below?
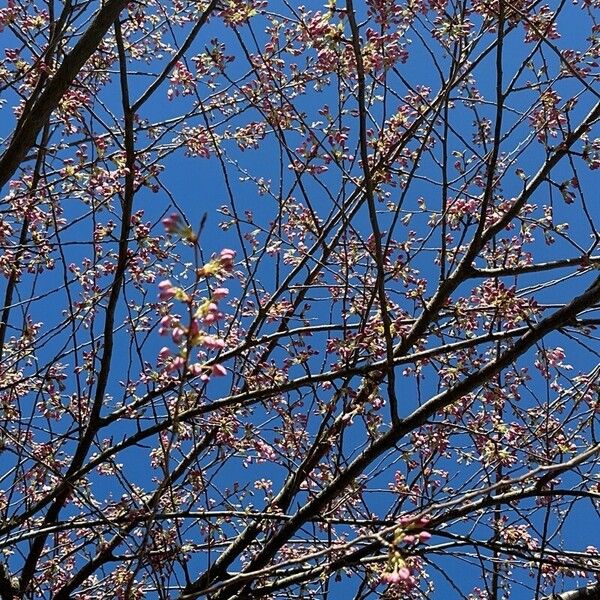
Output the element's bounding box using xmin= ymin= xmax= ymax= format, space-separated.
xmin=0 ymin=0 xmax=600 ymax=598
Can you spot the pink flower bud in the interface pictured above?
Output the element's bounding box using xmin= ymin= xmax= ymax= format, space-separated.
xmin=162 ymin=213 xmax=183 ymax=233
xmin=203 ymin=313 xmax=216 ymax=325
xmin=158 ymin=280 xmax=177 ymax=300
xmin=188 ymin=363 xmax=204 ymax=376
xmin=190 ymin=319 xmax=200 ymax=337
xmin=211 ymin=364 xmax=227 ymax=377
xmin=418 ymin=531 xmax=432 ymax=542
xmin=166 ymin=356 xmax=185 ymax=372
xmin=159 ymin=316 xmax=172 ymax=335
xmin=397 ymin=567 xmax=410 ymax=580
xmin=172 ymin=327 xmax=185 ymax=343
xmin=382 ymin=571 xmax=401 ymax=584
xmin=212 ymin=287 xmax=229 ymax=300
xmin=220 ymin=248 xmax=236 ymax=269
xmin=220 ymin=248 xmax=236 ymax=260
xmin=203 ymin=336 xmax=226 ymax=350
xmin=158 ymin=347 xmax=171 ymax=361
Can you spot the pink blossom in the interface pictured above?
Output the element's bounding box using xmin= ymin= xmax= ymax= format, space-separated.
xmin=211 ymin=364 xmax=227 ymax=377
xmin=159 ymin=316 xmax=173 ymax=335
xmin=220 ymin=248 xmax=236 ymax=269
xmin=547 ymin=347 xmax=566 ymax=366
xmin=189 ymin=319 xmax=200 ymax=337
xmin=188 ymin=363 xmax=204 ymax=376
xmin=165 ymin=356 xmax=185 ymax=373
xmin=202 ymin=312 xmax=216 ymax=325
xmin=171 ymin=327 xmax=185 ymax=343
xmin=158 ymin=280 xmax=177 ymax=301
xmin=382 ymin=571 xmax=401 ymax=584
xmin=162 ymin=213 xmax=183 ymax=234
xmin=203 ymin=336 xmax=226 ymax=350
xmin=254 ymin=439 xmax=277 ymax=461
xmin=212 ymin=287 xmax=229 ymax=300
xmin=381 ymin=566 xmax=411 ymax=584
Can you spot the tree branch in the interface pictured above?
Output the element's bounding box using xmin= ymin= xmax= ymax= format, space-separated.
xmin=0 ymin=0 xmax=129 ymax=191
xmin=542 ymin=584 xmax=600 ymax=600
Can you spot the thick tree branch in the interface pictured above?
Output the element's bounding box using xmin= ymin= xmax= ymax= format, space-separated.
xmin=0 ymin=0 xmax=129 ymax=191
xmin=17 ymin=11 xmax=135 ymax=594
xmin=542 ymin=584 xmax=600 ymax=600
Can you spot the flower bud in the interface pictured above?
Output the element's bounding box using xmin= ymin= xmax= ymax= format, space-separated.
xmin=212 ymin=287 xmax=229 ymax=300
xmin=212 ymin=364 xmax=227 ymax=377
xmin=158 ymin=280 xmax=177 ymax=301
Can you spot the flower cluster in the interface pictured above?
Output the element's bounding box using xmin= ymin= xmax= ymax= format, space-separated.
xmin=524 ymin=6 xmax=561 ymax=43
xmin=529 ymin=90 xmax=567 ymax=143
xmin=167 ymin=61 xmax=196 ymax=100
xmin=534 ymin=347 xmax=572 ymax=379
xmin=583 ymin=137 xmax=600 ymax=170
xmin=157 ymin=244 xmax=236 ymax=381
xmin=381 ymin=517 xmax=431 ymax=589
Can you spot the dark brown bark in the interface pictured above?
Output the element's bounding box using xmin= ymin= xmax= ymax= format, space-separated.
xmin=543 ymin=583 xmax=600 ymax=600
